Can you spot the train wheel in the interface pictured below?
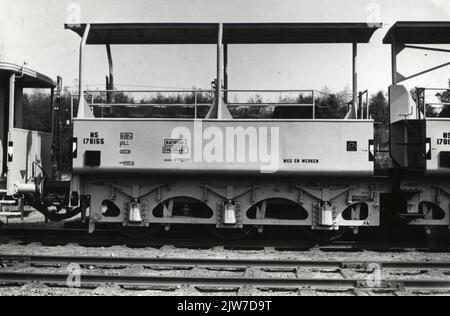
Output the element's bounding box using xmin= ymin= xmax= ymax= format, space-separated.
xmin=120 ymin=224 xmax=162 ymax=239
xmin=208 ymin=227 xmax=250 ymax=241
xmin=300 ymin=228 xmax=347 ymax=243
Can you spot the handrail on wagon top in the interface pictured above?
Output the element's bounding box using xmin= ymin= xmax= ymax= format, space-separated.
xmin=81 ymin=89 xmax=321 ymax=119
xmin=74 ymin=88 xmax=371 ymax=120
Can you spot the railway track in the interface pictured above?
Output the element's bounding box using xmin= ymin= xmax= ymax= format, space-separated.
xmin=0 ymin=272 xmax=449 ymax=292
xmin=1 ymin=228 xmax=447 ymax=252
xmin=0 ymin=254 xmax=450 ymax=293
xmin=2 ymin=254 xmax=450 ymax=270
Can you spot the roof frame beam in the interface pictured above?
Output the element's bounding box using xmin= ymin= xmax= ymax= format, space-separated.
xmin=66 ymin=23 xmax=381 ymax=45
xmin=391 ymin=42 xmax=450 ymax=84
xmin=404 ymin=44 xmax=450 ymax=54
xmin=395 ymin=61 xmax=450 ymax=84
xmin=384 ymin=22 xmax=450 ymax=84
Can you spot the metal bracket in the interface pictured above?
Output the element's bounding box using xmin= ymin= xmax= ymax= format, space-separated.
xmin=201 ymin=183 xmax=257 ymax=201
xmin=341 ymin=262 xmax=378 ymax=270
xmin=256 ymin=200 xmax=267 ymax=220
xmin=163 ymin=199 xmax=174 ymax=218
xmin=312 ymin=202 xmax=339 ymax=230
xmin=297 ymin=186 xmax=304 ymax=205
xmin=92 ymin=182 xmax=166 ymax=200
xmin=88 ymin=221 xmax=95 ymax=234
xmin=398 ymin=106 xmax=414 ymax=120
xmin=18 ymin=197 xmax=24 ymax=221
xmin=124 ymin=199 xmax=149 ymax=226
xmin=216 ymin=201 xmax=243 ymax=228
xmin=356 ymin=280 xmax=404 ymax=290
xmin=298 ymin=185 xmax=350 ymax=203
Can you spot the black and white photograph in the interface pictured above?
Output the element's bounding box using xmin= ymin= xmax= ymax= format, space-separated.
xmin=0 ymin=0 xmax=450 ymax=300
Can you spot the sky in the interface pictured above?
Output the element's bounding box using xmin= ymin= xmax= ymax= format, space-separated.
xmin=0 ymin=0 xmax=449 ymax=95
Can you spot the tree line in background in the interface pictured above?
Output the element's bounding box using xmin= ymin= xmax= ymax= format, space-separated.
xmin=22 ymin=90 xmax=52 ymax=133
xmin=434 ymin=90 xmax=450 ymax=117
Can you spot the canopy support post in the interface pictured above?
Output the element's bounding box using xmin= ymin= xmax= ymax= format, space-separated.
xmin=5 ymin=73 xmax=15 ymax=185
xmin=345 ymin=42 xmax=359 ymax=119
xmin=224 ymin=44 xmax=228 ymax=104
xmin=78 ymin=24 xmax=91 ymax=119
xmin=352 ymin=42 xmax=358 ymax=119
xmin=206 ymin=23 xmax=232 ymax=119
xmin=106 ymin=44 xmax=114 ymax=104
xmin=217 ymin=23 xmax=223 ymax=119
xmin=8 ymin=73 xmax=14 ymax=131
xmin=390 ymin=34 xmax=407 ymax=85
xmin=391 ymin=34 xmax=398 ymax=85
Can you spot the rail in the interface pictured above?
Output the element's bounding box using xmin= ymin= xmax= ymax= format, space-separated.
xmin=1 ymin=228 xmax=449 ymax=250
xmin=2 ymin=254 xmax=450 ymax=270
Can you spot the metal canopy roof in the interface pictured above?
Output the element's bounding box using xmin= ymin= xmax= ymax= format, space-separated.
xmin=383 ymin=21 xmax=450 ymax=44
xmin=0 ymin=62 xmax=55 ymax=88
xmin=65 ymin=23 xmax=381 ymax=44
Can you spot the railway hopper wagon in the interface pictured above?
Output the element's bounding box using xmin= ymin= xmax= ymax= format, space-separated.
xmin=65 ymin=23 xmax=388 ymax=237
xmin=383 ymin=22 xmax=450 ymax=231
xmin=2 ymin=21 xmax=448 ymax=241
